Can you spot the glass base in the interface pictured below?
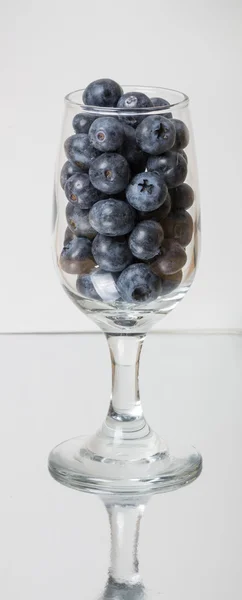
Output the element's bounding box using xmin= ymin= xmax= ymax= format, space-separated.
xmin=48 ymin=434 xmax=202 ymax=497
xmin=96 ymin=578 xmax=167 ymax=599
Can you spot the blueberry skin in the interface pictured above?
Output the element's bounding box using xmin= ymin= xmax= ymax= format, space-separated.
xmin=64 ymin=134 xmax=99 ymax=171
xmin=171 ymin=118 xmax=189 ymax=150
xmin=83 ymin=79 xmax=123 ymax=107
xmin=60 ymin=161 xmax=81 ymax=189
xmin=138 ymin=193 xmax=171 ymax=221
xmin=64 ymin=227 xmax=75 ymax=244
xmin=89 ymin=199 xmax=135 ymax=236
xmin=129 ymin=220 xmax=164 ymax=260
xmin=161 ymin=270 xmax=183 ymax=295
xmin=89 ymin=117 xmax=124 ymax=152
xmin=117 ymin=91 xmax=152 ymax=126
xmin=170 ymin=183 xmax=194 ymax=210
xmin=76 ymin=273 xmax=101 ymax=300
xmin=121 ymin=124 xmax=147 ymax=173
xmin=126 ymin=171 xmax=167 ymax=212
xmin=136 ymin=116 xmax=176 ymax=155
xmin=66 ymin=203 xmax=97 ymax=239
xmin=72 ymin=113 xmax=95 ymax=134
xmin=89 ymin=153 xmax=130 ymax=194
xmin=162 ymin=209 xmax=193 ymax=247
xmin=92 ymin=234 xmax=133 ymax=272
xmin=64 ymin=172 xmax=100 ymax=209
xmin=147 ymin=151 xmax=187 ymax=188
xmin=179 ymin=150 xmax=188 ymax=163
xmin=150 ymin=97 xmax=172 ymax=118
xmin=117 ymin=263 xmax=161 ymax=304
xmin=60 ymin=236 xmax=95 ymax=274
xmin=150 ymin=239 xmax=187 ymax=275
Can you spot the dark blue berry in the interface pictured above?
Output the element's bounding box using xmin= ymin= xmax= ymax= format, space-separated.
xmin=150 ymin=239 xmax=187 ymax=275
xmin=161 ymin=270 xmax=183 ymax=295
xmin=129 ymin=220 xmax=164 ymax=260
xmin=92 ymin=235 xmax=132 ymax=272
xmin=147 ymin=151 xmax=187 ymax=188
xmin=171 ymin=119 xmax=189 ymax=150
xmin=117 ymin=91 xmax=152 ymax=126
xmin=64 ymin=173 xmax=100 ymax=208
xmin=179 ymin=150 xmax=188 ymax=163
xmin=117 ymin=263 xmax=161 ymax=304
xmin=76 ymin=273 xmax=101 ymax=300
xmin=89 ymin=117 xmax=124 ymax=152
xmin=64 ymin=134 xmax=99 ymax=171
xmin=126 ymin=171 xmax=167 ymax=211
xmin=89 ymin=199 xmax=135 ymax=236
xmin=72 ymin=113 xmax=95 ymax=134
xmin=117 ymin=91 xmax=152 ymax=110
xmin=66 ymin=203 xmax=97 ymax=239
xmin=136 ymin=116 xmax=176 ymax=155
xmin=121 ymin=124 xmax=147 ymax=173
xmin=150 ymin=97 xmax=172 ymax=118
xmin=138 ymin=193 xmax=171 ymax=221
xmin=170 ymin=183 xmax=194 ymax=210
xmin=60 ymin=161 xmax=81 ymax=189
xmin=60 ymin=236 xmax=95 ymax=274
xmin=89 ymin=153 xmax=130 ymax=194
xmin=162 ymin=209 xmax=193 ymax=246
xmin=64 ymin=227 xmax=75 ymax=244
xmin=83 ymin=79 xmax=122 ymax=107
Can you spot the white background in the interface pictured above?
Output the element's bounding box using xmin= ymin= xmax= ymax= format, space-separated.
xmin=2 ymin=0 xmax=242 ymax=332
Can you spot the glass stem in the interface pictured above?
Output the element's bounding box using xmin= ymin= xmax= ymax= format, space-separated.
xmin=104 ymin=333 xmax=149 ymax=438
xmin=105 ymin=500 xmax=147 ymax=585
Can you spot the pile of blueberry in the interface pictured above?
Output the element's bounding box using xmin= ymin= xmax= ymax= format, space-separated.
xmin=60 ymin=78 xmax=194 ymax=304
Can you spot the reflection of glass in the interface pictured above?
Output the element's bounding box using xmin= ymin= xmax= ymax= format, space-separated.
xmin=49 ymin=85 xmax=202 ymax=599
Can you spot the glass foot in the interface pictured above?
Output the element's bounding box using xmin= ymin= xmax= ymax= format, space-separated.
xmin=97 ymin=579 xmax=164 ymax=599
xmin=48 ymin=434 xmax=202 ymax=496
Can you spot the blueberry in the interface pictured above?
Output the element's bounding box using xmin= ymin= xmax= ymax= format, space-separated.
xmin=90 ymin=268 xmax=120 ymax=302
xmin=147 ymin=151 xmax=187 ymax=188
xmin=150 ymin=239 xmax=187 ymax=275
xmin=64 ymin=134 xmax=99 ymax=171
xmin=92 ymin=235 xmax=132 ymax=272
xmin=170 ymin=183 xmax=194 ymax=210
xmin=66 ymin=203 xmax=97 ymax=239
xmin=117 ymin=263 xmax=161 ymax=304
xmin=72 ymin=113 xmax=95 ymax=134
xmin=121 ymin=124 xmax=147 ymax=173
xmin=64 ymin=172 xmax=100 ymax=208
xmin=150 ymin=97 xmax=172 ymax=118
xmin=60 ymin=236 xmax=95 ymax=274
xmin=117 ymin=91 xmax=152 ymax=126
xmin=89 ymin=199 xmax=135 ymax=236
xmin=89 ymin=117 xmax=124 ymax=152
xmin=129 ymin=220 xmax=164 ymax=260
xmin=138 ymin=193 xmax=171 ymax=222
xmin=76 ymin=273 xmax=101 ymax=300
xmin=83 ymin=79 xmax=122 ymax=107
xmin=89 ymin=153 xmax=130 ymax=194
xmin=126 ymin=171 xmax=167 ymax=211
xmin=64 ymin=227 xmax=75 ymax=244
xmin=136 ymin=116 xmax=176 ymax=155
xmin=60 ymin=161 xmax=81 ymax=189
xmin=162 ymin=210 xmax=193 ymax=247
xmin=179 ymin=150 xmax=188 ymax=163
xmin=161 ymin=270 xmax=183 ymax=295
xmin=171 ymin=118 xmax=189 ymax=150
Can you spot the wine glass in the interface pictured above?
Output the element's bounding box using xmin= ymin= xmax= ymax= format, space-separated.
xmin=49 ymin=84 xmax=202 ymax=599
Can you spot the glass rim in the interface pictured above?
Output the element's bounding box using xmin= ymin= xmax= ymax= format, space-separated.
xmin=64 ymin=85 xmax=189 ymax=113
